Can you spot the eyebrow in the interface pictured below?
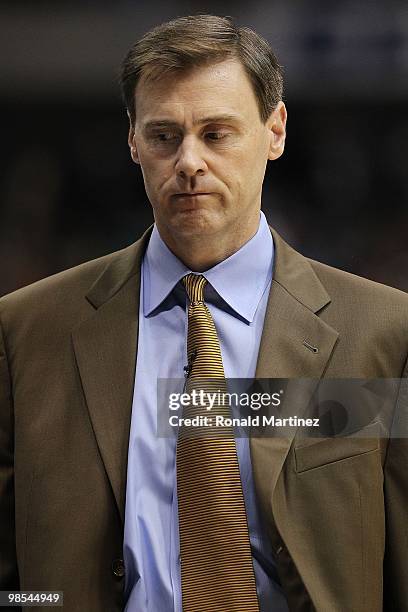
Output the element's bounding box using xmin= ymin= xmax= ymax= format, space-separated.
xmin=142 ymin=114 xmax=242 ymax=131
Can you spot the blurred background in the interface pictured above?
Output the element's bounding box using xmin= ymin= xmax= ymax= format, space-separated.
xmin=1 ymin=1 xmax=407 ymax=296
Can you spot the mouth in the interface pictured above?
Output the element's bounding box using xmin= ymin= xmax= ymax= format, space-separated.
xmin=173 ymin=192 xmax=211 ymax=198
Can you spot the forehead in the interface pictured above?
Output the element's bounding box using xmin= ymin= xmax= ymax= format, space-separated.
xmin=134 ymin=59 xmax=261 ymax=125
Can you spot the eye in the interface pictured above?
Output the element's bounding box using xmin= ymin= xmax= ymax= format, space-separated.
xmin=155 ymin=132 xmax=179 ymax=142
xmin=205 ymin=131 xmax=228 ymax=141
xmin=147 ymin=131 xmax=181 ymax=145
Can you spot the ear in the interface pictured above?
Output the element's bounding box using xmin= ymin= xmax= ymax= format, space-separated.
xmin=127 ymin=111 xmax=140 ymax=165
xmin=267 ymin=101 xmax=287 ymax=161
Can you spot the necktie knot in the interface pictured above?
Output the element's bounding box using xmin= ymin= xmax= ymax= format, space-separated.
xmin=182 ymin=273 xmax=207 ymax=304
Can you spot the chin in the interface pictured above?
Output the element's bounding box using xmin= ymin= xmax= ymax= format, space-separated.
xmin=166 ymin=209 xmax=222 ymax=236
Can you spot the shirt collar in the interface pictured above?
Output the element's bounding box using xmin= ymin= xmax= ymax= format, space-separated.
xmin=143 ymin=211 xmax=274 ymax=323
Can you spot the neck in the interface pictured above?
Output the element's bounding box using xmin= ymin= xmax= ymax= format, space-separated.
xmin=157 ymin=214 xmax=261 ymax=272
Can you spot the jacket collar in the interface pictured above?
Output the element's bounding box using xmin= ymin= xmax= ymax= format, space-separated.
xmin=85 ymin=223 xmax=330 ymax=315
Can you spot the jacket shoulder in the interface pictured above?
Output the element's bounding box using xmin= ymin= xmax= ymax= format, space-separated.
xmin=308 ymin=257 xmax=408 ymax=336
xmin=0 ymin=241 xmax=141 ymax=327
xmin=308 ymin=257 xmax=408 ymax=306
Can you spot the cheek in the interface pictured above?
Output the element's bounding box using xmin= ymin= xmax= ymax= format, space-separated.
xmin=139 ymin=156 xmax=171 ymax=193
xmin=246 ymin=137 xmax=269 ymax=177
xmin=225 ymin=140 xmax=268 ymax=201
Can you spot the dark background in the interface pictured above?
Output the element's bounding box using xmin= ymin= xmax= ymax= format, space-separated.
xmin=1 ymin=1 xmax=407 ymax=296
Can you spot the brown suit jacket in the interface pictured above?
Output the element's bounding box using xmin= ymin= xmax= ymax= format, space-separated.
xmin=0 ymin=226 xmax=407 ymax=611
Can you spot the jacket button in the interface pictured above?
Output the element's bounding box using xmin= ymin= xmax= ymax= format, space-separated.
xmin=112 ymin=558 xmax=125 ymax=578
xmin=276 ymin=545 xmax=283 ymax=555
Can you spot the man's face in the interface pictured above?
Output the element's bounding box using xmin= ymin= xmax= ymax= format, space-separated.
xmin=129 ymin=59 xmax=286 ymax=244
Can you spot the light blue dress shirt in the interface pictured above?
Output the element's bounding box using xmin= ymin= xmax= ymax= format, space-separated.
xmin=123 ymin=211 xmax=289 ymax=611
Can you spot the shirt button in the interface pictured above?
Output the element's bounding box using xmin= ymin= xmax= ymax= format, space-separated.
xmin=112 ymin=558 xmax=125 ymax=578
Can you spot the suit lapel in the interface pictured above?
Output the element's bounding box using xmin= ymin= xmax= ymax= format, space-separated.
xmin=71 ymin=228 xmax=153 ymax=524
xmin=250 ymin=227 xmax=339 ymax=519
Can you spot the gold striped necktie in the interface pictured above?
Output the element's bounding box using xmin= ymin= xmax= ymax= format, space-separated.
xmin=176 ymin=273 xmax=260 ymax=612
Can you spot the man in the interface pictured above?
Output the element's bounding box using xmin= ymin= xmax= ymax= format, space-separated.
xmin=0 ymin=13 xmax=407 ymax=612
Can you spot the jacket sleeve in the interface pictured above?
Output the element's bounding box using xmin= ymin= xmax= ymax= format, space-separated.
xmin=0 ymin=313 xmax=20 ymax=592
xmin=383 ymin=355 xmax=408 ymax=610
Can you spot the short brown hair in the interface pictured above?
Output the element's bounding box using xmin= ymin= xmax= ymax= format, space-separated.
xmin=120 ymin=14 xmax=284 ymax=125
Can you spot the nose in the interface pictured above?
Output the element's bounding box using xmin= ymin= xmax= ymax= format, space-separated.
xmin=175 ymin=135 xmax=208 ymax=178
